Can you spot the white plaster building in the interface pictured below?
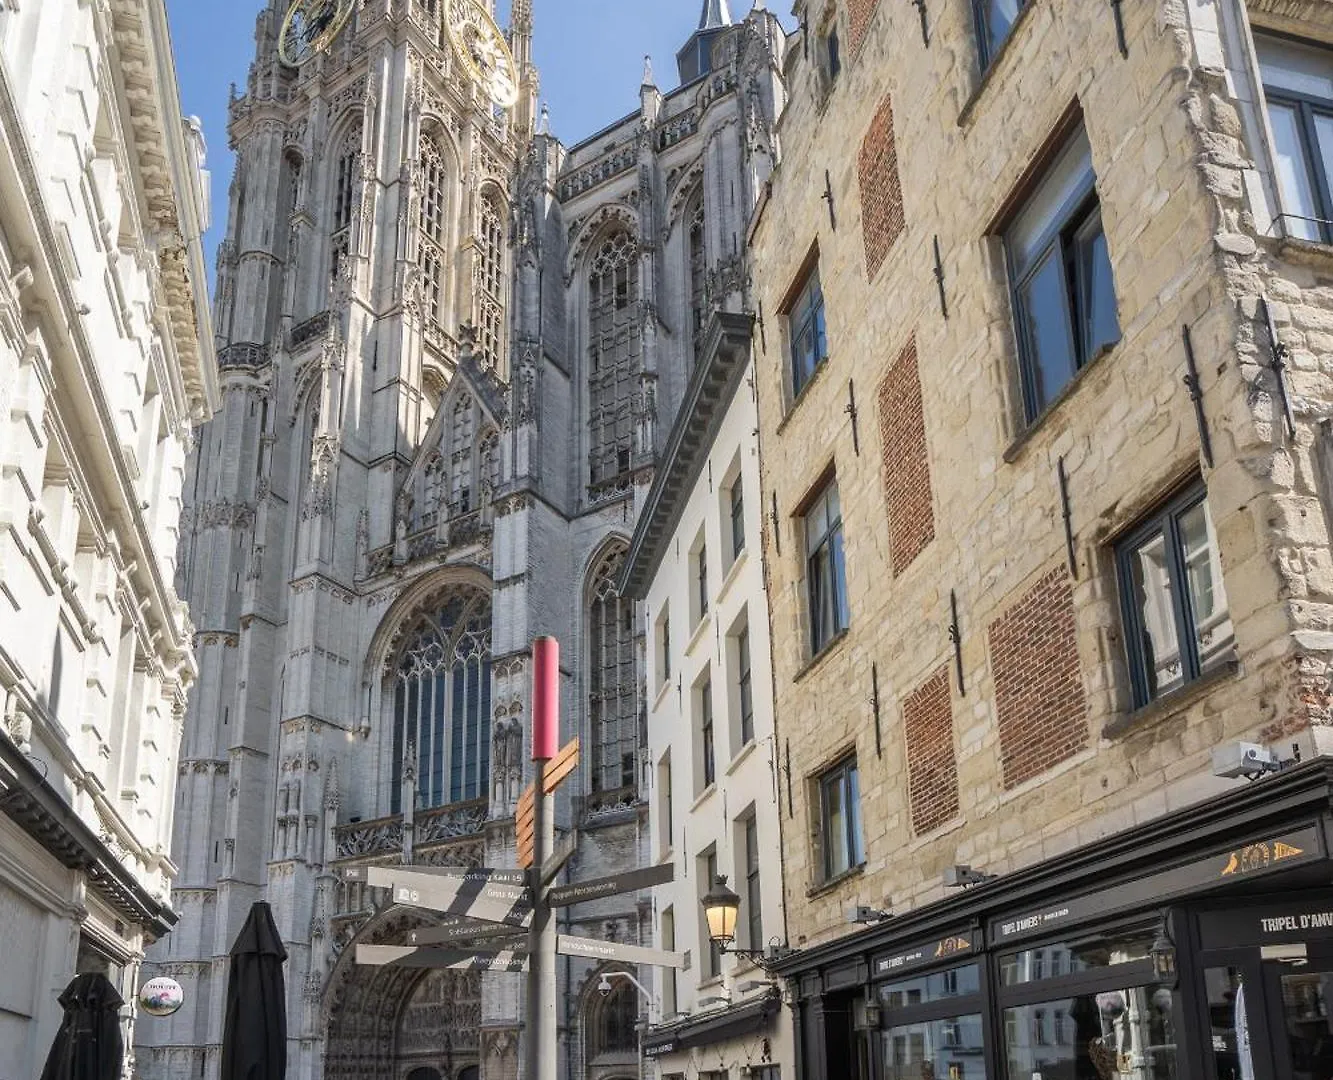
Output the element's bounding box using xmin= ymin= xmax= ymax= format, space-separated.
xmin=137 ymin=3 xmax=787 ymax=1080
xmin=620 ymin=311 xmax=792 ymax=1080
xmin=0 ymin=0 xmax=218 ymax=1076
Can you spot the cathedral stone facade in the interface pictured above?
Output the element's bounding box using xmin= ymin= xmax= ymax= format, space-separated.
xmin=137 ymin=3 xmax=787 ymax=1079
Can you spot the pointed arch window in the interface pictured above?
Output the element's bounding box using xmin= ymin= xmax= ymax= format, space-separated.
xmin=688 ymin=196 xmax=707 ymax=360
xmin=588 ymin=545 xmax=640 ymax=800
xmin=587 ymin=231 xmax=641 ymax=491
xmin=418 ymin=135 xmax=450 ymax=325
xmin=450 ymin=395 xmax=475 ymax=516
xmin=390 ymin=589 xmax=492 ymax=813
xmin=329 ymin=130 xmax=359 ymax=283
xmin=589 ymin=978 xmax=639 ymax=1058
xmin=477 ymin=189 xmax=506 ymax=369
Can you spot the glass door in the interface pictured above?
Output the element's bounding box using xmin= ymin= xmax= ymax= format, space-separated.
xmin=1267 ymin=955 xmax=1333 ymax=1080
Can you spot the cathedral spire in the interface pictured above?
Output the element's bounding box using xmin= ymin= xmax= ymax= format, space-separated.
xmin=697 ymin=0 xmax=732 ymax=29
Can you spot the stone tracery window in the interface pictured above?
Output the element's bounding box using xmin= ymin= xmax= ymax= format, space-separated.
xmin=418 ymin=134 xmax=450 ymax=325
xmin=390 ymin=588 xmax=492 ymax=812
xmin=450 ymin=395 xmax=475 ymax=516
xmin=330 ymin=128 xmax=359 ymax=282
xmin=688 ymin=195 xmax=707 ymax=359
xmin=586 ymin=230 xmax=641 ymax=491
xmin=476 ymin=188 xmax=506 ymax=368
xmin=589 ymin=978 xmax=639 ymax=1058
xmin=587 ymin=544 xmax=640 ymax=798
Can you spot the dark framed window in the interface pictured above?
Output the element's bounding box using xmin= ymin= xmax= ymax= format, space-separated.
xmin=744 ymin=814 xmax=762 ymax=950
xmin=1115 ymin=483 xmax=1235 ymax=708
xmin=1005 ymin=125 xmax=1120 ymax=422
xmin=700 ymin=680 xmax=716 ymax=789
xmin=730 ymin=478 xmax=746 ymax=559
xmin=787 ymin=263 xmax=828 ymax=397
xmin=804 ymin=478 xmax=849 ymax=654
xmin=818 ymin=755 xmax=863 ymax=881
xmin=592 ymin=980 xmax=638 ymax=1056
xmin=704 ymin=850 xmax=722 ymax=978
xmin=877 ymin=963 xmax=984 ymax=1080
xmin=997 ymin=928 xmax=1177 ymax=1078
xmin=826 ymin=27 xmax=841 ymax=83
xmin=972 ymin=0 xmax=1027 ymax=70
xmin=697 ymin=542 xmax=709 ymax=619
xmin=737 ymin=626 xmax=754 ymax=745
xmin=659 ymin=612 xmax=671 ymax=684
xmin=1256 ymin=33 xmax=1333 ymax=244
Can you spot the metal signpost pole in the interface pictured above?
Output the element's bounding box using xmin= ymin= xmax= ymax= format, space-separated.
xmin=525 ymin=636 xmax=559 ymax=1080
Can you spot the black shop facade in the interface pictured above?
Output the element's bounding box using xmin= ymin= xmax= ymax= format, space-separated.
xmin=774 ymin=759 xmax=1333 ymax=1080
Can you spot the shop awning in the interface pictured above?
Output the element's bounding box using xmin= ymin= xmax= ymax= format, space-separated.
xmin=643 ymin=989 xmax=781 ymax=1056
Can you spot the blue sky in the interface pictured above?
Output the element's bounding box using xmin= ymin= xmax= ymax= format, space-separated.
xmin=164 ymin=1 xmax=761 ymax=291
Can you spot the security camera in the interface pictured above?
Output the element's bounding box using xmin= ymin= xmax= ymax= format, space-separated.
xmin=1212 ymin=742 xmax=1281 ymax=780
xmin=597 ymin=976 xmax=613 ymax=998
xmin=846 ymin=905 xmax=892 ymax=925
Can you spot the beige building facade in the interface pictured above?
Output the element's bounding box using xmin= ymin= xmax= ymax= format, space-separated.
xmin=0 ymin=0 xmax=217 ymax=1076
xmin=747 ymin=0 xmax=1333 ymax=1077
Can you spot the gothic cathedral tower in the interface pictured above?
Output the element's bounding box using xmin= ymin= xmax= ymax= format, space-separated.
xmin=138 ymin=2 xmax=786 ymax=1079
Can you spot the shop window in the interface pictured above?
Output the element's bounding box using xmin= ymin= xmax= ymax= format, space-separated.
xmin=1003 ymin=124 xmax=1120 ymax=423
xmin=1115 ymin=483 xmax=1235 ymax=708
xmin=1254 ymin=34 xmax=1333 ymax=244
xmin=803 ymin=477 xmax=849 ymax=655
xmin=878 ymin=963 xmax=984 ymax=1080
xmin=972 ymin=0 xmax=1028 ymax=69
xmin=997 ymin=930 xmax=1177 ymax=1078
xmin=816 ymin=755 xmax=863 ymax=882
xmin=785 ymin=259 xmax=828 ymax=399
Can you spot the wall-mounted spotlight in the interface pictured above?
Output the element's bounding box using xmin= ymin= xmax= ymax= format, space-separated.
xmin=943 ymin=865 xmax=997 ymax=888
xmin=846 ymin=905 xmax=893 ymax=925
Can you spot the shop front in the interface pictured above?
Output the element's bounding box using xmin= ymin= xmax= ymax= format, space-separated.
xmin=779 ymin=760 xmax=1333 ymax=1080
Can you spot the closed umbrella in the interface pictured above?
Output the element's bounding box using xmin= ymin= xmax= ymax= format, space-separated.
xmin=220 ymin=900 xmax=288 ymax=1080
xmin=39 ymin=972 xmax=124 ymax=1080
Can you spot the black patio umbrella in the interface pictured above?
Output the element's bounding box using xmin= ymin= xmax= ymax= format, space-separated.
xmin=220 ymin=900 xmax=288 ymax=1080
xmin=38 ymin=972 xmax=124 ymax=1080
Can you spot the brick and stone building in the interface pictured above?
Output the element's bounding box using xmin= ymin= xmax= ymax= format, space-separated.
xmin=620 ymin=309 xmax=792 ymax=1080
xmin=748 ymin=0 xmax=1333 ymax=1076
xmin=0 ymin=0 xmax=218 ymax=1075
xmin=136 ymin=3 xmax=787 ymax=1079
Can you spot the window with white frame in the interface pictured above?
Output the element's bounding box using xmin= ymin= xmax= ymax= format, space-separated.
xmin=655 ymin=605 xmax=671 ymax=688
xmin=1255 ymin=33 xmax=1333 ymax=244
xmin=735 ymin=622 xmax=754 ymax=747
xmin=587 ymin=230 xmax=641 ymax=490
xmin=742 ymin=813 xmax=762 ymax=950
xmin=657 ymin=751 xmax=673 ymax=854
xmin=699 ymin=849 xmax=722 ymax=979
xmin=697 ymin=676 xmax=716 ymax=792
xmin=1004 ymin=123 xmax=1120 ymax=422
xmin=661 ymin=906 xmax=678 ymax=1014
xmin=418 ymin=134 xmax=449 ymax=325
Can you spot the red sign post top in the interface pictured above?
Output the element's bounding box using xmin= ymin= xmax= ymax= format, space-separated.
xmin=531 ymin=636 xmax=559 ymax=762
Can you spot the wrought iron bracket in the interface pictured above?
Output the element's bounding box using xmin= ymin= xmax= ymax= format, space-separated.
xmin=784 ymin=740 xmax=794 ymax=818
xmin=932 ymin=235 xmax=949 ymax=319
xmin=948 ymin=589 xmax=965 ymax=696
xmin=910 ymin=0 xmax=930 ymax=45
xmin=1111 ymin=0 xmax=1129 ymax=57
xmin=1058 ymin=456 xmax=1078 ymax=581
xmin=1259 ymin=296 xmax=1298 ymax=440
xmin=845 ymin=379 xmax=860 ymax=455
xmin=770 ymin=491 xmax=781 ymax=555
xmin=822 ymin=169 xmax=837 ymax=231
xmin=1181 ymin=324 xmax=1214 ymax=468
xmin=870 ymin=663 xmax=883 ymax=758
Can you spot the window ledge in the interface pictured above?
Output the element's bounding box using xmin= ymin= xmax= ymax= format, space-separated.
xmin=690 ymin=782 xmax=718 ymax=814
xmin=956 ymin=0 xmax=1041 ymax=129
xmin=906 ymin=815 xmax=966 ymax=853
xmin=717 ymin=547 xmax=749 ymax=606
xmin=1270 ymin=234 xmax=1333 ymax=272
xmin=792 ymin=628 xmax=850 ymax=684
xmin=1101 ymin=658 xmax=1241 ymax=740
xmin=653 ymin=676 xmax=673 ymax=713
xmin=1002 ymin=340 xmax=1119 ymax=465
xmin=685 ymin=611 xmax=713 ymax=657
xmin=726 ymin=737 xmax=759 ymax=777
xmin=806 ymin=862 xmax=865 ymax=899
xmin=776 ymin=356 xmax=832 ymax=436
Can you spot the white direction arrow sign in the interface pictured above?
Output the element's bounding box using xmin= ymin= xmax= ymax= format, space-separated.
xmin=555 ymin=934 xmax=686 ymax=969
xmin=366 ymin=867 xmax=533 ymax=927
xmin=357 ymin=944 xmax=529 ymax=972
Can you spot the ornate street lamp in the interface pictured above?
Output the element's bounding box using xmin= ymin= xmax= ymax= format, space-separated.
xmin=700 ymin=876 xmax=792 ymax=968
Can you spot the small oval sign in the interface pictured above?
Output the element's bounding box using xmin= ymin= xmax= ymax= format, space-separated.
xmin=138 ymin=977 xmax=184 ymax=1017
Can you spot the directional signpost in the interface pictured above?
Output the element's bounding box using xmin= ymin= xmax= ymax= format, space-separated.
xmin=346 ymin=635 xmax=680 ymax=1077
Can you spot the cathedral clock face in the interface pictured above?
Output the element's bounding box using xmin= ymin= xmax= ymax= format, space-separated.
xmin=445 ymin=0 xmax=520 ymax=109
xmin=278 ymin=0 xmax=356 ymax=68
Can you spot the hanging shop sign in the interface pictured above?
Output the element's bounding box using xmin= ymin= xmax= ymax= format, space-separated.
xmin=989 ymin=824 xmax=1322 ymax=946
xmin=138 ymin=977 xmax=184 ymax=1017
